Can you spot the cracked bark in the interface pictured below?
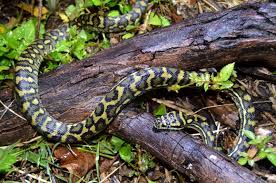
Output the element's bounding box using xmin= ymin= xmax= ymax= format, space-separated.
xmin=0 ymin=2 xmax=274 ymax=182
xmin=111 ymin=110 xmax=265 ymax=182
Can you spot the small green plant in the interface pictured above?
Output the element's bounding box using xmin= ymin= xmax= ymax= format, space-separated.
xmin=238 ymin=130 xmax=276 ymax=167
xmin=111 ymin=136 xmax=135 ymax=163
xmin=190 ymin=62 xmax=235 ymax=91
xmin=0 ymin=18 xmax=98 ymax=80
xmin=148 ymin=12 xmax=171 ymax=27
xmin=0 ymin=19 xmax=44 ymax=83
xmin=168 ymin=62 xmax=235 ymax=92
xmin=0 ymin=145 xmax=20 ymax=174
xmin=153 ymin=103 xmax=167 ymax=117
xmin=110 ymin=136 xmax=156 ymax=175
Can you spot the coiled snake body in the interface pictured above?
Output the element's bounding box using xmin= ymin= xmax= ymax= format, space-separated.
xmin=15 ymin=0 xmax=256 ymax=160
xmin=154 ymin=88 xmax=256 ymax=159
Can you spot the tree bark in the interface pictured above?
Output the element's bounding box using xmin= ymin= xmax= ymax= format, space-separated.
xmin=0 ymin=2 xmax=274 ymax=182
xmin=111 ymin=109 xmax=265 ymax=183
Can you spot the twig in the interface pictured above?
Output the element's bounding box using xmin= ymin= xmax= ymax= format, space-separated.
xmin=36 ymin=0 xmax=43 ymax=38
xmin=0 ymin=100 xmax=26 ymax=120
xmin=192 ymin=100 xmax=272 ymax=115
xmin=191 ymin=103 xmax=234 ymax=115
xmin=0 ymin=99 xmax=14 ymax=120
xmin=99 ymin=162 xmax=125 ymax=183
xmin=14 ymin=167 xmax=51 ymax=183
xmin=152 ymin=98 xmax=199 ymax=116
xmin=262 ymin=112 xmax=276 ymax=125
xmin=16 ymin=136 xmax=43 ymax=147
xmin=202 ymin=0 xmax=222 ymax=11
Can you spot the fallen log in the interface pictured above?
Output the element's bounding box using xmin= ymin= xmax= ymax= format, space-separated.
xmin=0 ymin=2 xmax=274 ymax=182
xmin=111 ymin=109 xmax=265 ymax=183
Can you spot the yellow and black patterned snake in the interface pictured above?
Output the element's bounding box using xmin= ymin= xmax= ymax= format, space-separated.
xmin=153 ymin=87 xmax=256 ymax=159
xmin=14 ymin=0 xmax=256 ymax=160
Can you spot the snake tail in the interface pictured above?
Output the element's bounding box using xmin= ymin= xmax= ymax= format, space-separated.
xmin=72 ymin=0 xmax=149 ymax=32
xmin=227 ymin=87 xmax=256 ymax=159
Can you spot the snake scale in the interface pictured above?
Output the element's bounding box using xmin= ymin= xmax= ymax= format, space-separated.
xmin=14 ymin=0 xmax=256 ymax=160
xmin=153 ymin=87 xmax=256 ymax=159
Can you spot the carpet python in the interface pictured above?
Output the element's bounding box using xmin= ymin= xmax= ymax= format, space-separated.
xmin=14 ymin=0 xmax=255 ymax=160
xmin=153 ymin=87 xmax=256 ymax=160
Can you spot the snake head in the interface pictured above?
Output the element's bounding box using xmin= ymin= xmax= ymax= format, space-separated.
xmin=153 ymin=117 xmax=170 ymax=130
xmin=154 ymin=113 xmax=184 ymax=130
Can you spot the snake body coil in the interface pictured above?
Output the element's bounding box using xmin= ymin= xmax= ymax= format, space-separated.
xmin=15 ymin=0 xmax=256 ymax=160
xmin=154 ymin=88 xmax=256 ymax=159
xmin=73 ymin=0 xmax=148 ymax=32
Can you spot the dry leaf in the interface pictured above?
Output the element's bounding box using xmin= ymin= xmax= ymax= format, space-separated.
xmin=17 ymin=3 xmax=48 ymax=17
xmin=206 ymin=98 xmax=238 ymax=128
xmin=247 ymin=146 xmax=258 ymax=159
xmin=54 ymin=146 xmax=96 ymax=182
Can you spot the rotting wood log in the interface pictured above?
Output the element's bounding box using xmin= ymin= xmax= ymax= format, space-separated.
xmin=110 ymin=109 xmax=265 ymax=183
xmin=0 ymin=2 xmax=275 ymax=182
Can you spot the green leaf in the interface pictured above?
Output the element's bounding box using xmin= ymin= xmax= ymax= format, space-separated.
xmin=24 ymin=151 xmax=48 ymax=168
xmin=237 ymin=157 xmax=248 ymax=165
xmin=210 ymin=84 xmax=219 ymax=90
xmin=0 ymin=58 xmax=11 ymax=66
xmin=244 ymin=130 xmax=256 ymax=140
xmin=119 ymin=144 xmax=134 ymax=163
xmin=1 ymin=19 xmax=42 ymax=60
xmin=239 ymin=152 xmax=248 ymax=158
xmin=248 ymin=138 xmax=262 ymax=145
xmin=76 ymin=0 xmax=87 ymax=8
xmin=148 ymin=12 xmax=170 ymax=27
xmin=91 ymin=0 xmax=103 ymax=6
xmin=159 ymin=15 xmax=171 ymax=27
xmin=125 ymin=24 xmax=137 ymax=31
xmin=248 ymin=159 xmax=255 ymax=166
xmin=122 ymin=32 xmax=135 ymax=39
xmin=101 ymin=36 xmax=110 ymax=49
xmin=108 ymin=10 xmax=120 ymax=17
xmin=119 ymin=4 xmax=132 ymax=14
xmin=257 ymin=150 xmax=267 ymax=159
xmin=0 ymin=146 xmax=18 ymax=173
xmin=96 ymin=142 xmax=100 ymax=181
xmin=262 ymin=136 xmax=272 ymax=145
xmin=189 ymin=72 xmax=198 ymax=82
xmin=203 ymin=82 xmax=209 ymax=92
xmin=65 ymin=5 xmax=78 ymax=19
xmin=148 ymin=12 xmax=162 ymax=26
xmin=146 ymin=178 xmax=157 ymax=183
xmin=153 ymin=104 xmax=166 ymax=117
xmin=167 ymin=84 xmax=185 ymax=92
xmin=0 ymin=66 xmax=10 ymax=72
xmin=0 ymin=73 xmax=13 ymax=80
xmin=139 ymin=153 xmax=155 ymax=173
xmin=218 ymin=62 xmax=235 ymax=82
xmin=72 ymin=40 xmax=86 ymax=59
xmin=267 ymin=153 xmax=276 ymax=166
xmin=0 ymin=74 xmax=5 ymax=80
xmin=110 ymin=136 xmax=125 ymax=151
xmin=11 ymin=19 xmax=36 ymax=43
xmin=218 ymin=80 xmax=234 ymax=90
xmin=264 ymin=147 xmax=276 ymax=153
